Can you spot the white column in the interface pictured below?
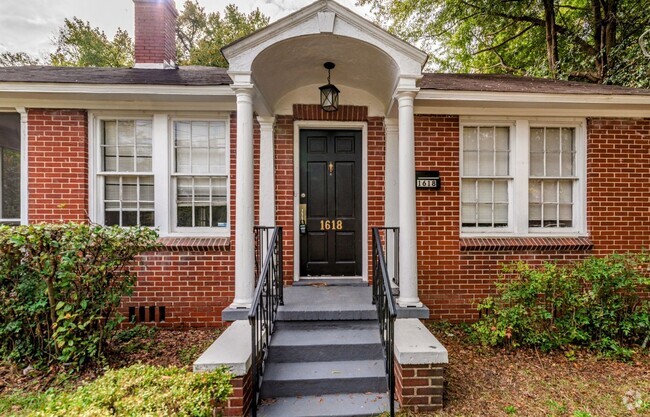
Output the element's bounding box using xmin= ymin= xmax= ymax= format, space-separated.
xmin=396 ymin=91 xmax=422 ymax=307
xmin=232 ymin=86 xmax=256 ymax=308
xmin=384 ymin=119 xmax=399 ymax=228
xmin=257 ymin=116 xmax=275 ymax=227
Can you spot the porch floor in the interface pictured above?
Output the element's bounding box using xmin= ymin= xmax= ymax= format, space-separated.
xmin=278 ymin=285 xmax=376 ymax=321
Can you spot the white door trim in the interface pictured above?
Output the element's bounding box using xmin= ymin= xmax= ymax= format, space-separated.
xmin=293 ymin=120 xmax=369 ymax=282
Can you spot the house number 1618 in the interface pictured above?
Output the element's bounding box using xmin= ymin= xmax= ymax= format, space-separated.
xmin=320 ymin=220 xmax=343 ymax=230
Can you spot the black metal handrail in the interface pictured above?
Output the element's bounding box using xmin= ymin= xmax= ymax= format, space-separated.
xmin=249 ymin=226 xmax=283 ymax=417
xmin=372 ymin=227 xmax=398 ymax=417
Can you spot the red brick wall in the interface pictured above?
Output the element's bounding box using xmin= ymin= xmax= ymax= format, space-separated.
xmin=414 ymin=115 xmax=650 ymax=322
xmin=133 ymin=0 xmax=178 ymax=65
xmin=275 ymin=115 xmax=296 ymax=283
xmin=28 ymin=109 xmax=88 ymax=223
xmin=587 ymin=118 xmax=650 ymax=253
xmin=24 ymin=107 xmax=650 ymax=326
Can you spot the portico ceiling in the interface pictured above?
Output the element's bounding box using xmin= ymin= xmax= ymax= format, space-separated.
xmin=252 ymin=34 xmax=399 ymax=112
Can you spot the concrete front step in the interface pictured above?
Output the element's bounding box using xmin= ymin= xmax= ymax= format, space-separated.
xmin=277 ymin=286 xmax=377 ymax=321
xmin=270 ymin=321 xmax=383 ymax=363
xmin=260 ymin=359 xmax=388 ymax=397
xmin=257 ymin=393 xmax=393 ymax=417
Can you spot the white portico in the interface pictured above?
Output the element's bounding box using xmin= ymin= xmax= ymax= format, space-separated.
xmin=222 ymin=0 xmax=428 ymax=309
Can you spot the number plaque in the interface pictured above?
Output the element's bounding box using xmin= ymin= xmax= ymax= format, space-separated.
xmin=415 ymin=170 xmax=441 ymax=190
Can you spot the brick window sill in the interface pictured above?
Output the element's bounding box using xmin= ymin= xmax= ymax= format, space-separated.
xmin=460 ymin=236 xmax=593 ymax=252
xmin=156 ymin=237 xmax=230 ymax=251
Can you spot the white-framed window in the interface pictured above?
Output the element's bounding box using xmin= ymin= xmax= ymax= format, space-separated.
xmin=460 ymin=118 xmax=586 ymax=236
xmin=0 ymin=113 xmax=22 ymax=225
xmin=172 ymin=120 xmax=228 ymax=232
xmin=98 ymin=119 xmax=154 ymax=227
xmin=90 ymin=113 xmax=230 ymax=236
xmin=461 ymin=125 xmax=512 ymax=231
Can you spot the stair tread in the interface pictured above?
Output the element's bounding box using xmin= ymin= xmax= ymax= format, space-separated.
xmin=257 ymin=392 xmax=392 ymax=417
xmin=271 ymin=322 xmax=381 ymax=347
xmin=264 ymin=360 xmax=386 ymax=381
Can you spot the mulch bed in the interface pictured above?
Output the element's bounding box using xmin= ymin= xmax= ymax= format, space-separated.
xmin=0 ymin=328 xmax=220 ymax=395
xmin=423 ymin=324 xmax=650 ymax=417
xmin=2 ymin=325 xmax=649 ymax=417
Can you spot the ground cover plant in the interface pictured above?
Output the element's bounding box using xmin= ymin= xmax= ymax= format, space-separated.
xmin=0 ymin=223 xmax=159 ymax=370
xmin=0 ymin=328 xmax=227 ymax=416
xmin=472 ymin=252 xmax=650 ymax=358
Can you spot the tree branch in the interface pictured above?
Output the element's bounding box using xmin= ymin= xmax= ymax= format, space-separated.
xmin=474 ymin=24 xmax=536 ymax=55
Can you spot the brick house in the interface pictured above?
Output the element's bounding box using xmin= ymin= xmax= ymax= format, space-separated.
xmin=1 ymin=0 xmax=649 ymax=415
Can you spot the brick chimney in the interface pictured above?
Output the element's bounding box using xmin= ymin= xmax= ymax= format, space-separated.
xmin=133 ymin=0 xmax=178 ymax=69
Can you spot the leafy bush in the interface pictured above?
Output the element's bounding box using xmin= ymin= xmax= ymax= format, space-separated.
xmin=0 ymin=223 xmax=159 ymax=369
xmin=14 ymin=364 xmax=232 ymax=417
xmin=472 ymin=252 xmax=650 ymax=358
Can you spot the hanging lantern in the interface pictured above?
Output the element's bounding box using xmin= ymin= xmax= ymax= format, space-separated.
xmin=319 ymin=62 xmax=339 ymax=112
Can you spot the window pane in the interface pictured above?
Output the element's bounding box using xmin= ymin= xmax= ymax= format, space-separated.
xmin=461 ymin=180 xmax=476 ymax=202
xmin=464 ymin=127 xmax=478 ymax=150
xmin=477 ymin=181 xmax=492 ymax=202
xmin=529 ymin=127 xmax=577 ymax=229
xmin=561 ymin=128 xmax=575 ymax=176
xmin=103 ymin=175 xmax=154 ymax=227
xmin=1 ymin=148 xmax=21 ymax=219
xmin=175 ymin=121 xmax=227 ymax=175
xmin=175 ymin=176 xmax=227 ymax=228
xmin=463 ymin=151 xmax=478 ymax=176
xmin=478 ymin=127 xmax=494 ymax=175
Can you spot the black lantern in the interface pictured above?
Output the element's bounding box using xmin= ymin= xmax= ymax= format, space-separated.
xmin=319 ymin=62 xmax=339 ymax=112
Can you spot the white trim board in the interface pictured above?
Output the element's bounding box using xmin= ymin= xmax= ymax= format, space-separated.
xmin=292 ymin=121 xmax=369 ymax=282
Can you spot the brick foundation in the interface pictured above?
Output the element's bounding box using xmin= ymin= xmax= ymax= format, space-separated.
xmin=217 ymin=367 xmax=252 ymax=417
xmin=395 ymin=359 xmax=446 ymax=412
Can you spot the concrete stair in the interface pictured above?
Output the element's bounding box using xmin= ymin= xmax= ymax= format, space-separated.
xmin=256 ymin=286 xmax=392 ymax=417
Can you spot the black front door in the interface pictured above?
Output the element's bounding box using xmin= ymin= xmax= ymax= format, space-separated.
xmin=299 ymin=130 xmax=362 ymax=276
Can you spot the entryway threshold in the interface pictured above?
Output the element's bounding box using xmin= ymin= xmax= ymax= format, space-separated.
xmin=294 ymin=277 xmax=367 ymax=287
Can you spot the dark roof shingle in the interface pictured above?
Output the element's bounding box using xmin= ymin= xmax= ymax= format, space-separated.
xmin=0 ymin=66 xmax=232 ymax=86
xmin=0 ymin=66 xmax=648 ymax=97
xmin=419 ymin=73 xmax=650 ymax=96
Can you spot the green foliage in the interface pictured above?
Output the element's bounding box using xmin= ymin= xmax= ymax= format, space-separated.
xmin=0 ymin=223 xmax=159 ymax=370
xmin=472 ymin=252 xmax=650 ymax=358
xmin=360 ymin=0 xmax=650 ymax=87
xmin=49 ymin=18 xmax=134 ymax=67
xmin=8 ymin=365 xmax=232 ymax=417
xmin=0 ymin=52 xmax=40 ymax=67
xmin=177 ymin=1 xmax=270 ymax=67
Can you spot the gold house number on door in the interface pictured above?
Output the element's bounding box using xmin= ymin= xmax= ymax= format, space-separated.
xmin=320 ymin=220 xmax=343 ymax=230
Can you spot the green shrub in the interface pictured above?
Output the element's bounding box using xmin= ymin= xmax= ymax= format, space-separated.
xmin=14 ymin=364 xmax=231 ymax=417
xmin=0 ymin=223 xmax=159 ymax=370
xmin=472 ymin=252 xmax=650 ymax=358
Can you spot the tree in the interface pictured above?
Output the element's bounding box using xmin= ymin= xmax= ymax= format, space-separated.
xmin=359 ymin=0 xmax=650 ymax=87
xmin=49 ymin=17 xmax=134 ymax=67
xmin=177 ymin=1 xmax=269 ymax=67
xmin=0 ymin=52 xmax=40 ymax=67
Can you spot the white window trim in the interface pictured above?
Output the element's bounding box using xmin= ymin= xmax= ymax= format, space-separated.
xmin=89 ymin=111 xmax=231 ymax=237
xmin=169 ymin=117 xmax=230 ymax=236
xmin=0 ymin=109 xmax=28 ymax=225
xmin=460 ymin=116 xmax=587 ymax=237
